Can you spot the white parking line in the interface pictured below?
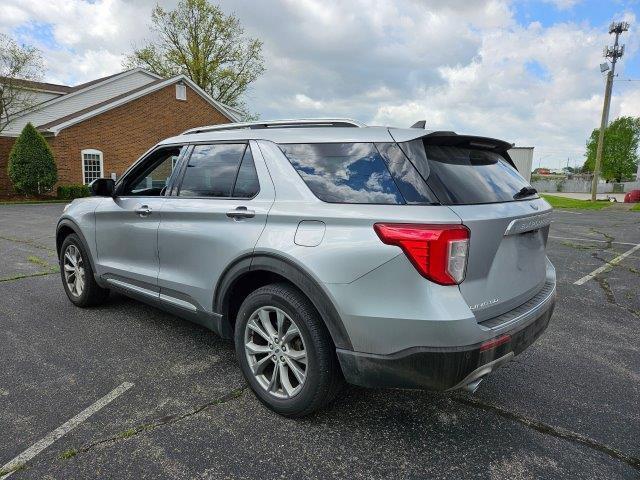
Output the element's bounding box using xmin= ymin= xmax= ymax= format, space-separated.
xmin=0 ymin=382 xmax=133 ymax=478
xmin=549 ymin=235 xmax=638 ymax=246
xmin=574 ymin=244 xmax=640 ymax=286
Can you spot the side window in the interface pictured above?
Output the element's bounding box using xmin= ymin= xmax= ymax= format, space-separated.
xmin=122 ymin=146 xmax=184 ymax=196
xmin=279 ymin=143 xmax=404 ymax=204
xmin=178 ymin=143 xmax=246 ymax=197
xmin=232 ymin=145 xmax=259 ymax=198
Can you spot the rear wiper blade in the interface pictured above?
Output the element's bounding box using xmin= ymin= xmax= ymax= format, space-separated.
xmin=513 ymin=186 xmax=538 ymax=200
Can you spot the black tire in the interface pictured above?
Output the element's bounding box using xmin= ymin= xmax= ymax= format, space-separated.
xmin=59 ymin=233 xmax=109 ymax=307
xmin=234 ymin=282 xmax=343 ymax=417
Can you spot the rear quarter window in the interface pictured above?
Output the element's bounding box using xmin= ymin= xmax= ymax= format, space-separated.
xmin=280 ymin=143 xmax=405 ymax=204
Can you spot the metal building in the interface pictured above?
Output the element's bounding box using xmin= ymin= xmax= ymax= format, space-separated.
xmin=508 ymin=147 xmax=534 ymax=182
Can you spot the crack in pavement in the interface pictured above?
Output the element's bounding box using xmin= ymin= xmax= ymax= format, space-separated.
xmin=589 ymin=254 xmax=640 ymax=319
xmin=453 ymin=395 xmax=640 ymax=472
xmin=589 ymin=229 xmax=615 ymax=250
xmin=0 ymin=271 xmax=59 ymax=283
xmin=594 ymin=275 xmax=617 ymax=305
xmin=592 ymin=252 xmax=640 ymax=277
xmin=63 ymin=385 xmax=248 ymax=459
xmin=0 ymin=235 xmax=54 ymax=253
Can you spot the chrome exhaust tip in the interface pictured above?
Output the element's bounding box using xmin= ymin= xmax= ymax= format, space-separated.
xmin=462 ymin=378 xmax=483 ymax=393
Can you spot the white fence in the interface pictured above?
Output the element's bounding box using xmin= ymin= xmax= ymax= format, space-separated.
xmin=531 ymin=178 xmax=640 ymax=194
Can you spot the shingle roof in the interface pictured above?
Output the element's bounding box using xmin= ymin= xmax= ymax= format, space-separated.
xmin=1 ymin=70 xmax=136 ymax=95
xmin=0 ymin=77 xmax=72 ymax=93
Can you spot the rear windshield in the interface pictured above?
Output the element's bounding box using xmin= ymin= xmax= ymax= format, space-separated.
xmin=280 ymin=143 xmax=436 ymax=204
xmin=419 ymin=144 xmax=535 ymax=205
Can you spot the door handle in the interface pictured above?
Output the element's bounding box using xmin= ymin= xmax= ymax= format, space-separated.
xmin=226 ymin=206 xmax=255 ymax=219
xmin=135 ymin=205 xmax=152 ymax=217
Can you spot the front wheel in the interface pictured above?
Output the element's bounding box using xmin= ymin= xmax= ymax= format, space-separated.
xmin=234 ymin=283 xmax=343 ymax=417
xmin=59 ymin=234 xmax=109 ymax=307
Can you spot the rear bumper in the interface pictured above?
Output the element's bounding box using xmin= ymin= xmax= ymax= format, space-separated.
xmin=336 ymin=293 xmax=555 ymax=391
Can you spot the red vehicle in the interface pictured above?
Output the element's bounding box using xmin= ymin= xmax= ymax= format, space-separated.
xmin=624 ymin=190 xmax=640 ymax=203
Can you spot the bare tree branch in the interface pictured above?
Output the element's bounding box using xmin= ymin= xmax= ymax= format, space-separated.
xmin=0 ymin=34 xmax=45 ymax=133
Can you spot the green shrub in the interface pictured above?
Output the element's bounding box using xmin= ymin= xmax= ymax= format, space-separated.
xmin=7 ymin=123 xmax=58 ymax=195
xmin=57 ymin=184 xmax=90 ymax=200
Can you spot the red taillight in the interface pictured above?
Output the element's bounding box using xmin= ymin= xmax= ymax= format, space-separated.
xmin=480 ymin=334 xmax=511 ymax=352
xmin=374 ymin=223 xmax=470 ymax=285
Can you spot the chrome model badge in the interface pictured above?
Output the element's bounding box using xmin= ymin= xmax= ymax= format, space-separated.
xmin=469 ymin=298 xmax=500 ymax=311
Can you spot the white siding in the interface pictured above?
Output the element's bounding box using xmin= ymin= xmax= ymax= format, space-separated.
xmin=4 ymin=70 xmax=158 ymax=134
xmin=32 ymin=91 xmax=63 ymax=105
xmin=0 ymin=90 xmax=61 ymax=118
xmin=509 ymin=147 xmax=534 ymax=182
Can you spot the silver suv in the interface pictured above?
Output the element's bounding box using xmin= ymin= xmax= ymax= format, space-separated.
xmin=56 ymin=119 xmax=556 ymax=417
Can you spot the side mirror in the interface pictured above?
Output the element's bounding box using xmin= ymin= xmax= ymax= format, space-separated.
xmin=90 ymin=178 xmax=115 ymax=197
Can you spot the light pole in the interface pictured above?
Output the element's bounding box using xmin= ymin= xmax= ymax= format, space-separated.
xmin=591 ymin=21 xmax=629 ymax=201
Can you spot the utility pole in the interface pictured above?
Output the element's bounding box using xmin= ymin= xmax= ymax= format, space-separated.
xmin=591 ymin=21 xmax=629 ymax=201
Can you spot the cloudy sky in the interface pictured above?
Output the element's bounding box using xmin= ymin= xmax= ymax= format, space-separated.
xmin=2 ymin=0 xmax=639 ymax=169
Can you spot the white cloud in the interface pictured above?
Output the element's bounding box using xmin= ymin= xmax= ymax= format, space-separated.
xmin=617 ymin=85 xmax=640 ymax=118
xmin=1 ymin=0 xmax=163 ymax=84
xmin=294 ymin=94 xmax=324 ymax=110
xmin=543 ymin=0 xmax=582 ymax=10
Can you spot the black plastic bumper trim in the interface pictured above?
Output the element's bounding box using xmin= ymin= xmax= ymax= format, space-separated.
xmin=336 ymin=297 xmax=555 ymax=391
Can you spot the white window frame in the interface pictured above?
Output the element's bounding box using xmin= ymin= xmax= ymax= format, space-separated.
xmin=81 ymin=149 xmax=104 ymax=185
xmin=176 ymin=83 xmax=187 ymax=101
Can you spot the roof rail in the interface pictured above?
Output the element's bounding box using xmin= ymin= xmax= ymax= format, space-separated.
xmin=181 ymin=118 xmax=366 ymax=135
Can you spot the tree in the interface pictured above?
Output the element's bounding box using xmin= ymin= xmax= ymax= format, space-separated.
xmin=583 ymin=116 xmax=640 ymax=182
xmin=125 ymin=0 xmax=264 ymax=116
xmin=0 ymin=34 xmax=44 ymax=133
xmin=8 ymin=123 xmax=57 ymax=195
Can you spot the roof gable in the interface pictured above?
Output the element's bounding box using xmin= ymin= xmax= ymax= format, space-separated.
xmin=41 ymin=75 xmax=242 ymax=133
xmin=3 ymin=68 xmax=161 ymax=135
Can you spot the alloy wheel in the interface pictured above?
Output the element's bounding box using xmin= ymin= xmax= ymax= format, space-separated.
xmin=244 ymin=306 xmax=308 ymax=399
xmin=63 ymin=244 xmax=85 ymax=298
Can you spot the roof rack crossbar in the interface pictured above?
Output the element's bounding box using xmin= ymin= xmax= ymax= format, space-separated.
xmin=182 ymin=118 xmax=366 ymax=135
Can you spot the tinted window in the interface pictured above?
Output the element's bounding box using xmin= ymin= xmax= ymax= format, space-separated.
xmin=375 ymin=142 xmax=436 ymax=204
xmin=124 ymin=146 xmax=184 ymax=196
xmin=423 ymin=145 xmax=534 ymax=205
xmin=280 ymin=143 xmax=404 ymax=204
xmin=398 ymin=139 xmax=430 ymax=180
xmin=179 ymin=144 xmax=245 ymax=197
xmin=232 ymin=146 xmax=260 ymax=198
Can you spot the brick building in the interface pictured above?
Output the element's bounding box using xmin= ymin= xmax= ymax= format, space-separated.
xmin=0 ymin=68 xmax=242 ymax=195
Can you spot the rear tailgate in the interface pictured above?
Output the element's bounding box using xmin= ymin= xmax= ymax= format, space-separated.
xmin=391 ymin=131 xmax=553 ymax=321
xmin=448 ymin=199 xmax=551 ymax=321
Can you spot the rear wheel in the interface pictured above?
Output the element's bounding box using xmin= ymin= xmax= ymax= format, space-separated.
xmin=234 ymin=283 xmax=343 ymax=417
xmin=60 ymin=234 xmax=109 ymax=307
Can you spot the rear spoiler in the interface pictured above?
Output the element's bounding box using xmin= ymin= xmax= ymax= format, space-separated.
xmin=426 ymin=133 xmax=518 ymax=170
xmin=422 ymin=132 xmax=515 ymax=152
xmin=396 ymin=125 xmax=517 ymax=169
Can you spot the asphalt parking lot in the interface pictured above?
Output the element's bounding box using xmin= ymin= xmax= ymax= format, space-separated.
xmin=0 ymin=203 xmax=639 ymax=479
